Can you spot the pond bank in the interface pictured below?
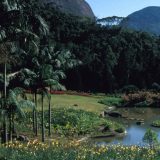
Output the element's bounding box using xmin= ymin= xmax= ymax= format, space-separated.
xmin=93 ymin=107 xmax=160 ymax=146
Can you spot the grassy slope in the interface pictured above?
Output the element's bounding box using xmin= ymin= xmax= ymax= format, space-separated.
xmin=16 ymin=94 xmax=124 ymax=137
xmin=32 ymin=94 xmax=107 ymax=114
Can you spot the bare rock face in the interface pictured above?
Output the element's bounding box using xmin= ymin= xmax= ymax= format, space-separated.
xmin=44 ymin=0 xmax=95 ymax=19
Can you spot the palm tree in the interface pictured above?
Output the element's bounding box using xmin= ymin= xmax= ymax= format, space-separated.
xmin=6 ymin=87 xmax=35 ymax=141
xmin=9 ymin=68 xmax=39 ymax=136
xmin=42 ymin=67 xmax=66 ymax=137
xmin=0 ymin=42 xmax=15 ymax=143
xmin=0 ymin=0 xmax=50 ymax=143
xmin=38 ymin=46 xmax=80 ymax=138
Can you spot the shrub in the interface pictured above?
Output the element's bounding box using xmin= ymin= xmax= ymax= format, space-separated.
xmin=143 ymin=129 xmax=158 ymax=149
xmin=122 ymin=91 xmax=160 ymax=107
xmin=120 ymin=85 xmax=139 ymax=94
xmin=98 ymin=97 xmax=123 ymax=106
xmin=151 ymin=120 xmax=160 ymax=128
xmin=152 ymin=83 xmax=160 ymax=92
xmin=115 ymin=128 xmax=125 ymax=133
xmin=42 ymin=108 xmax=124 ymax=136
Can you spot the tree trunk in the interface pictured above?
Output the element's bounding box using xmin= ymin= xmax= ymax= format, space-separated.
xmin=32 ymin=93 xmax=36 ymax=134
xmin=48 ymin=87 xmax=51 ymax=137
xmin=35 ymin=92 xmax=38 ymax=136
xmin=4 ymin=63 xmax=6 ymax=99
xmin=2 ymin=62 xmax=8 ymax=143
xmin=12 ymin=113 xmax=15 ymax=134
xmin=2 ymin=115 xmax=8 ymax=144
xmin=9 ymin=107 xmax=12 ymax=142
xmin=41 ymin=93 xmax=45 ymax=142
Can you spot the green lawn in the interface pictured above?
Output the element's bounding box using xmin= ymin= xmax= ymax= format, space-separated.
xmin=31 ymin=94 xmax=107 ymax=114
xmin=20 ymin=94 xmax=124 ymax=137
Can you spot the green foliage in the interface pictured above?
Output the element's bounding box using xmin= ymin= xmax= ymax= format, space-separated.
xmin=1 ymin=0 xmax=160 ymax=93
xmin=98 ymin=97 xmax=123 ymax=106
xmin=152 ymin=120 xmax=160 ymax=128
xmin=7 ymin=87 xmax=35 ymax=117
xmin=16 ymin=107 xmax=123 ymax=137
xmin=143 ymin=129 xmax=158 ymax=149
xmin=122 ymin=91 xmax=160 ymax=107
xmin=0 ymin=142 xmax=159 ymax=160
xmin=120 ymin=85 xmax=139 ymax=94
xmin=46 ymin=108 xmax=123 ymax=136
xmin=152 ymin=83 xmax=160 ymax=92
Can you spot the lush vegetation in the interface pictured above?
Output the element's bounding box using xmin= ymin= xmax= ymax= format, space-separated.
xmin=40 ymin=7 xmax=160 ymax=92
xmin=122 ymin=91 xmax=160 ymax=107
xmin=20 ymin=107 xmax=124 ymax=137
xmin=1 ymin=1 xmax=160 ymax=93
xmin=0 ymin=0 xmax=160 ymax=159
xmin=0 ymin=140 xmax=159 ymax=160
xmin=152 ymin=120 xmax=160 ymax=128
xmin=98 ymin=96 xmax=123 ymax=107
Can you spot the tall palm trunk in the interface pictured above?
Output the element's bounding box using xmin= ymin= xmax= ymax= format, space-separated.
xmin=35 ymin=91 xmax=38 ymax=136
xmin=9 ymin=107 xmax=12 ymax=142
xmin=12 ymin=113 xmax=15 ymax=134
xmin=48 ymin=87 xmax=51 ymax=137
xmin=32 ymin=93 xmax=36 ymax=133
xmin=3 ymin=62 xmax=8 ymax=143
xmin=3 ymin=115 xmax=7 ymax=143
xmin=41 ymin=93 xmax=45 ymax=142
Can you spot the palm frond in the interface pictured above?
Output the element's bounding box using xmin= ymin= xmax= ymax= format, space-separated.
xmin=50 ymin=81 xmax=66 ymax=91
xmin=41 ymin=64 xmax=53 ymax=80
xmin=0 ymin=29 xmax=6 ymax=42
xmin=8 ymin=88 xmax=35 ymax=118
xmin=1 ymin=0 xmax=18 ymax=11
xmin=19 ymin=100 xmax=35 ymax=110
xmin=0 ymin=109 xmax=7 ymax=122
xmin=53 ymin=70 xmax=66 ymax=79
xmin=35 ymin=15 xmax=49 ymax=36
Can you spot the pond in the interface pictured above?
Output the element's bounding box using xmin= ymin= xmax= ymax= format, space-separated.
xmin=94 ymin=108 xmax=160 ymax=146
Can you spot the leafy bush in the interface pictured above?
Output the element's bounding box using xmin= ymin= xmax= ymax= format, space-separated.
xmin=152 ymin=83 xmax=160 ymax=92
xmin=115 ymin=128 xmax=125 ymax=133
xmin=122 ymin=91 xmax=160 ymax=107
xmin=43 ymin=108 xmax=124 ymax=136
xmin=98 ymin=97 xmax=123 ymax=106
xmin=151 ymin=120 xmax=160 ymax=128
xmin=120 ymin=85 xmax=139 ymax=94
xmin=143 ymin=129 xmax=158 ymax=149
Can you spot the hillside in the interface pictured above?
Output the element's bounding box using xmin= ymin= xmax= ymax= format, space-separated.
xmin=43 ymin=0 xmax=95 ymax=19
xmin=120 ymin=6 xmax=160 ymax=35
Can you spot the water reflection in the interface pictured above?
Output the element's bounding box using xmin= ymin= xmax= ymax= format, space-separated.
xmin=95 ymin=108 xmax=160 ymax=146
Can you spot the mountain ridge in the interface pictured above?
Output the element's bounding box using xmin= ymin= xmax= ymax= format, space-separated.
xmin=120 ymin=6 xmax=160 ymax=35
xmin=43 ymin=0 xmax=95 ymax=19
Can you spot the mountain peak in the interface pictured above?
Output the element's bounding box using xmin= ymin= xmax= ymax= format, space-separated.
xmin=121 ymin=6 xmax=160 ymax=35
xmin=43 ymin=0 xmax=95 ymax=19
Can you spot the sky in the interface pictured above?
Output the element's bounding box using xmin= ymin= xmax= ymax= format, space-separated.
xmin=86 ymin=0 xmax=160 ymax=18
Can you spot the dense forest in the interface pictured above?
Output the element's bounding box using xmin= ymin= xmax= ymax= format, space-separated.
xmin=41 ymin=4 xmax=160 ymax=93
xmin=1 ymin=1 xmax=160 ymax=93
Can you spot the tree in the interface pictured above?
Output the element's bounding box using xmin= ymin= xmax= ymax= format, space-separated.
xmin=6 ymin=87 xmax=35 ymax=141
xmin=143 ymin=129 xmax=158 ymax=149
xmin=0 ymin=42 xmax=16 ymax=143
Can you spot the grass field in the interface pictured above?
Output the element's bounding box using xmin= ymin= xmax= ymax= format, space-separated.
xmin=8 ymin=93 xmax=124 ymax=142
xmin=29 ymin=94 xmax=108 ymax=114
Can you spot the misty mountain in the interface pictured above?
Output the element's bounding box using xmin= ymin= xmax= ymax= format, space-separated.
xmin=120 ymin=6 xmax=160 ymax=35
